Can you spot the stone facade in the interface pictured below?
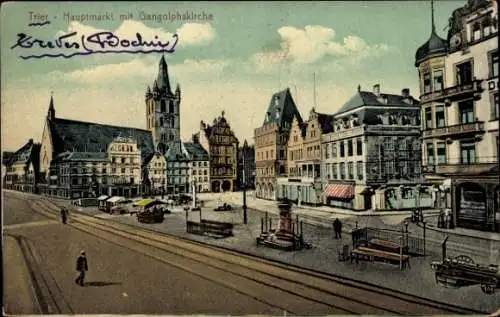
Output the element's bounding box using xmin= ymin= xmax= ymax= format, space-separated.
xmin=416 ymin=0 xmax=499 ymax=231
xmin=37 ymin=94 xmax=155 ymax=199
xmin=184 ymin=141 xmax=210 ymax=193
xmin=277 ymin=108 xmax=333 ymax=206
xmin=145 ymin=153 xmax=167 ymax=194
xmin=3 ymin=139 xmax=40 ymax=193
xmin=254 ymin=88 xmax=302 ymax=200
xmin=197 ymin=111 xmax=239 ymax=192
xmin=145 ymin=56 xmax=190 ymax=195
xmin=321 ymin=85 xmax=426 ymax=211
xmin=48 ymin=137 xmax=142 ymax=199
xmin=236 ymin=140 xmax=256 ymax=190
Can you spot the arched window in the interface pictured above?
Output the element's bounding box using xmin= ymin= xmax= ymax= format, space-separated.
xmin=160 ymin=100 xmax=166 ymax=112
xmin=159 ymin=117 xmax=164 ymax=126
xmin=169 ymin=101 xmax=174 ymax=113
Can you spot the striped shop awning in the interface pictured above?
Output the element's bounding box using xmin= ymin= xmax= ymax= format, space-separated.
xmin=323 ymin=184 xmax=355 ymax=199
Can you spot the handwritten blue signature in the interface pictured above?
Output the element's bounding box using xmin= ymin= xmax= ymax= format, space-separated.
xmin=11 ymin=27 xmax=179 ymax=59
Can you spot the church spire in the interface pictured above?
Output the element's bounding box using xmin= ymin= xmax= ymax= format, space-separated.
xmin=157 ymin=55 xmax=172 ymax=93
xmin=48 ymin=91 xmax=55 ymax=121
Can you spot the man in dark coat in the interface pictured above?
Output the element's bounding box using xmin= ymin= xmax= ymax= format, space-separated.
xmin=60 ymin=207 xmax=68 ymax=224
xmin=75 ymin=251 xmax=88 ymax=286
xmin=333 ymin=218 xmax=342 ymax=239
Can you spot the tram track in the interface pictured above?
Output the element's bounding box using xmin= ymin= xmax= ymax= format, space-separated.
xmin=30 ymin=198 xmax=485 ymax=315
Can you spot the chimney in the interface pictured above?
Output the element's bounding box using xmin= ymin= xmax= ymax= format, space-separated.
xmin=200 ymin=120 xmax=205 ymax=130
xmin=402 ymin=88 xmax=410 ymax=98
xmin=373 ymin=84 xmax=380 ymax=97
xmin=29 ymin=138 xmax=34 ymax=144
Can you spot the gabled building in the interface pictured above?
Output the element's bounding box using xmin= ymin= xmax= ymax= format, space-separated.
xmin=254 ymin=88 xmax=302 ymax=200
xmin=144 ymin=152 xmax=167 ymax=195
xmin=38 ymin=95 xmax=154 ymax=198
xmin=321 ymin=85 xmax=425 ymax=211
xmin=3 ymin=139 xmax=41 ymax=193
xmin=145 ymin=56 xmax=190 ymax=195
xmin=277 ymin=108 xmax=334 ymax=205
xmin=196 ymin=111 xmax=239 ymax=192
xmin=184 ymin=141 xmax=210 ymax=193
xmin=415 ymin=0 xmax=499 ymax=231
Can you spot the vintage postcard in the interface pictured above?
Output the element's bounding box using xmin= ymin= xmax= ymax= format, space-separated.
xmin=1 ymin=0 xmax=499 ymax=315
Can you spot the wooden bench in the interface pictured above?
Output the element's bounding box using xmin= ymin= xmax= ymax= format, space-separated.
xmin=350 ymin=247 xmax=411 ymax=270
xmin=368 ymin=238 xmax=402 ymax=253
xmin=186 ymin=220 xmax=233 ymax=237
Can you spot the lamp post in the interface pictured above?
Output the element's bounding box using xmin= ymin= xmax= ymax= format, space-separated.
xmin=243 ymin=140 xmax=248 ymax=225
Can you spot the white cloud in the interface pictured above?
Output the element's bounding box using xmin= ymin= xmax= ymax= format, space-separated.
xmin=43 ymin=57 xmax=228 ymax=85
xmin=176 ymin=23 xmax=216 ymax=46
xmin=250 ymin=25 xmax=391 ymax=73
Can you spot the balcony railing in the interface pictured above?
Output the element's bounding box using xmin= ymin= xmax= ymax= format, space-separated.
xmin=422 ymin=121 xmax=484 ymax=139
xmin=422 ymin=162 xmax=497 ymax=175
xmin=420 ymin=79 xmax=483 ymax=104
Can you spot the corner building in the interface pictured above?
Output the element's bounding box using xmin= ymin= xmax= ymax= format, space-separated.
xmin=415 ymin=0 xmax=499 ymax=231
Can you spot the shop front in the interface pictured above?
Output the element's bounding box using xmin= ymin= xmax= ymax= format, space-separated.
xmin=276 ymin=178 xmax=322 ymax=206
xmin=322 ymin=182 xmax=356 ymax=210
xmin=453 ymin=178 xmax=498 ymax=232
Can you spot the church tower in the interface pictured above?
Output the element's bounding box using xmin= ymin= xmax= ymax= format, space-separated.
xmin=145 ymin=56 xmax=182 ymax=155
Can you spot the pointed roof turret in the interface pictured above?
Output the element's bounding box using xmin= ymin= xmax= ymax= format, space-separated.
xmin=48 ymin=91 xmax=55 ymax=121
xmin=175 ymin=83 xmax=180 ymax=94
xmin=415 ymin=0 xmax=447 ymax=66
xmin=157 ymin=55 xmax=172 ymax=93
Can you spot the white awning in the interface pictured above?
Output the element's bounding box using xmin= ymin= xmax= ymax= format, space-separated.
xmin=107 ymin=196 xmax=125 ymax=203
xmin=97 ymin=195 xmax=109 ymax=201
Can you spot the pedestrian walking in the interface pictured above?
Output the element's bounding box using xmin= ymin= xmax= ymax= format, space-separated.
xmin=333 ymin=218 xmax=342 ymax=239
xmin=75 ymin=250 xmax=88 ymax=286
xmin=60 ymin=207 xmax=68 ymax=224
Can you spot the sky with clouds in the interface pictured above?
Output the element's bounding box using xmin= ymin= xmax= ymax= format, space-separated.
xmin=1 ymin=1 xmax=465 ymax=151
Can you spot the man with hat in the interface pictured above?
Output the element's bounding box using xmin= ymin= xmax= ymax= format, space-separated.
xmin=75 ymin=250 xmax=88 ymax=286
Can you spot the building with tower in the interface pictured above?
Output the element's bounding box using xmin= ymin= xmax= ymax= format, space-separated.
xmin=38 ymin=94 xmax=154 ymax=199
xmin=254 ymin=88 xmax=303 ymax=200
xmin=145 ymin=56 xmax=190 ymax=195
xmin=415 ymin=0 xmax=499 ymax=231
xmin=194 ymin=111 xmax=239 ymax=192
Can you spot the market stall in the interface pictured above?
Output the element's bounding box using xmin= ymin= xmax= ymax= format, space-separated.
xmin=133 ymin=198 xmax=168 ymax=223
xmin=97 ymin=195 xmax=109 ymax=211
xmin=105 ymin=196 xmax=125 ymax=213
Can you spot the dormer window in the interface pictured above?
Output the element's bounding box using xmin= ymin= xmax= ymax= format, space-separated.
xmin=472 ymin=22 xmax=481 ymax=41
xmin=276 ymin=108 xmax=280 ymax=119
xmin=274 ymin=96 xmax=280 ymax=106
xmin=483 ymin=17 xmax=491 ymax=37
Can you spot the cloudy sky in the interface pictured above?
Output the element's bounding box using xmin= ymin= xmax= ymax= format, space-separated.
xmin=1 ymin=1 xmax=464 ymax=151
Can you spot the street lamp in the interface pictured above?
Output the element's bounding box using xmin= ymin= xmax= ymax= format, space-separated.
xmin=242 ymin=140 xmax=248 ymax=225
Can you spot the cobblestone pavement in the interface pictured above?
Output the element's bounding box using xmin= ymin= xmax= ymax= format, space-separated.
xmin=45 ymin=196 xmax=500 ymax=313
